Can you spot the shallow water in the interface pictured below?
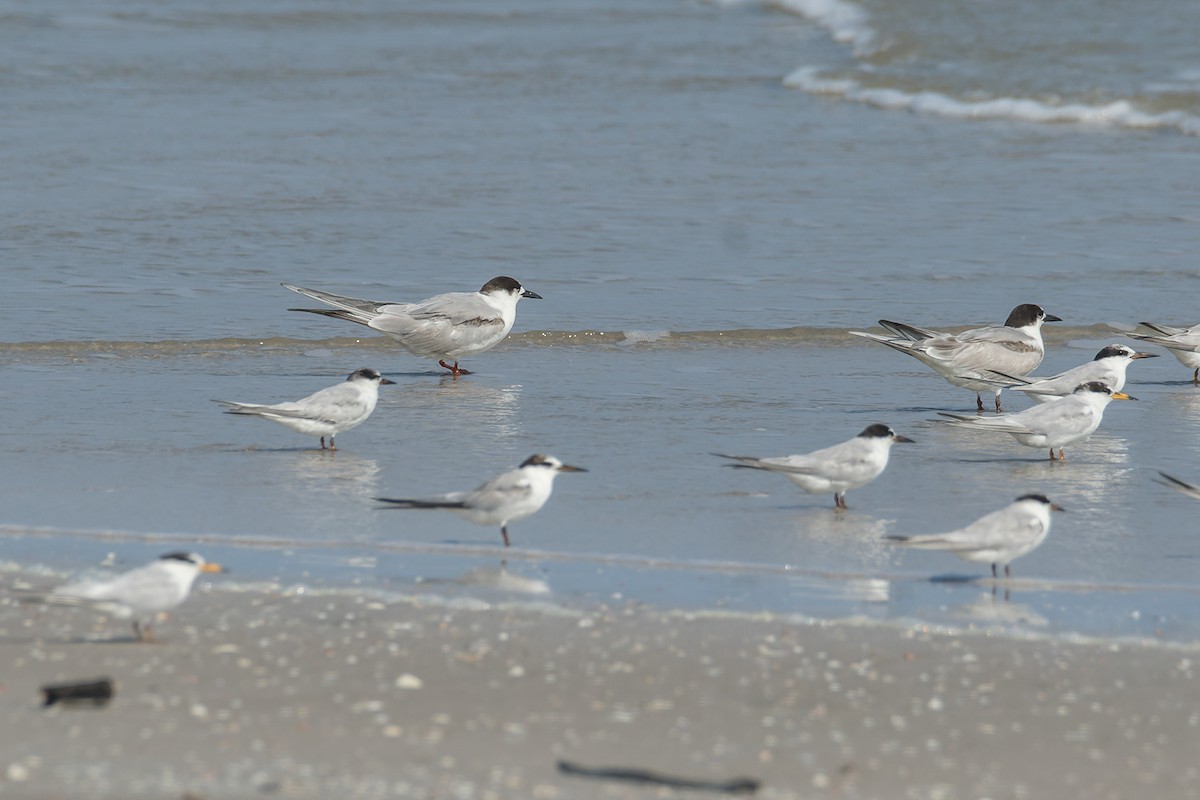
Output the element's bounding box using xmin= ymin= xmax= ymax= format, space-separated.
xmin=2 ymin=0 xmax=1200 ymax=643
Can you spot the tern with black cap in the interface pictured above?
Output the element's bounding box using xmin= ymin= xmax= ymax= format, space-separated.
xmin=979 ymin=343 xmax=1156 ymax=403
xmin=377 ymin=454 xmax=586 ymax=547
xmin=215 ymin=367 xmax=394 ymax=450
xmin=713 ymin=424 xmax=914 ymax=510
xmin=284 ymin=276 xmax=542 ymax=376
xmin=851 ymin=304 xmax=1061 ymax=413
xmin=938 ymin=381 xmax=1134 ymax=461
xmin=31 ymin=552 xmax=224 ymax=642
xmin=887 ymin=494 xmax=1063 ymax=579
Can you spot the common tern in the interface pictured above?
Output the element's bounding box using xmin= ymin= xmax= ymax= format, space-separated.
xmin=713 ymin=424 xmax=914 ymax=509
xmin=33 ymin=552 xmax=224 ymax=642
xmin=850 ymin=304 xmax=1061 ymax=412
xmin=214 ymin=367 xmax=394 ymax=450
xmin=981 ymin=344 xmax=1157 ymax=403
xmin=887 ymin=494 xmax=1062 ymax=578
xmin=1127 ymin=322 xmax=1200 ymax=384
xmin=376 ymin=454 xmax=586 ymax=547
xmin=1155 ymin=471 xmax=1200 ymax=500
xmin=284 ymin=276 xmax=542 ymax=376
xmin=938 ymin=381 xmax=1134 ymax=461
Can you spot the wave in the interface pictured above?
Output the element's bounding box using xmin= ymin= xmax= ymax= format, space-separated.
xmin=784 ymin=67 xmax=1200 ymax=137
xmin=769 ymin=0 xmax=1200 ymax=137
xmin=0 ymin=324 xmax=1121 ymax=356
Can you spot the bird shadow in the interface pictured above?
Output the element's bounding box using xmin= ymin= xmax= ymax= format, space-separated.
xmin=928 ymin=573 xmax=985 ymax=584
xmin=0 ymin=633 xmax=148 ymax=646
xmin=950 ymin=456 xmax=1063 ymax=465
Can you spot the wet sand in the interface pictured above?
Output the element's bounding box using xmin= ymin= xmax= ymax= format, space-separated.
xmin=1 ymin=587 xmax=1196 ymax=799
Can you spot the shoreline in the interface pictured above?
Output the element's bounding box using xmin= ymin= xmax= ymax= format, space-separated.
xmin=2 ymin=587 xmax=1197 ymax=798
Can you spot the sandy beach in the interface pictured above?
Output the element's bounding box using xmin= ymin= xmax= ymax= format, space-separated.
xmin=1 ymin=584 xmax=1196 ymax=799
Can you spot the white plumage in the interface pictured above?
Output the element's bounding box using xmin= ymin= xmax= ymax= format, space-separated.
xmin=215 ymin=367 xmax=393 ymax=450
xmin=283 ymin=276 xmax=541 ymax=375
xmin=888 ymin=495 xmax=1062 ymax=578
xmin=713 ymin=423 xmax=913 ymax=509
xmin=850 ymin=303 xmax=1060 ymax=412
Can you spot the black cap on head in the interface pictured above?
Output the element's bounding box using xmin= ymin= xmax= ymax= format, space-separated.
xmin=1016 ymin=494 xmax=1052 ymax=505
xmin=520 ymin=454 xmax=554 ymax=468
xmin=1093 ymin=345 xmax=1133 ymax=361
xmin=159 ymin=552 xmax=202 ymax=565
xmin=480 ymin=276 xmax=524 ymax=294
xmin=1004 ymin=304 xmax=1056 ymax=327
xmin=1074 ymin=381 xmax=1112 ymax=394
xmin=858 ymin=424 xmax=895 ymax=439
xmin=348 ymin=367 xmax=381 ymax=380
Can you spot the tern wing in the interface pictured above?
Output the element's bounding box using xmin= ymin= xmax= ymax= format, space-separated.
xmin=283 ymin=284 xmax=403 ymax=326
xmin=366 ymin=292 xmax=507 ymax=354
xmin=922 ymin=328 xmax=1040 ymax=372
xmin=460 ymin=472 xmax=535 ymax=513
xmin=713 ymin=452 xmax=821 ymax=476
xmin=1134 ymin=321 xmax=1190 ymax=338
xmin=1156 ymin=472 xmax=1200 ymax=500
xmin=876 ymin=319 xmax=941 ymax=341
xmin=892 ymin=507 xmax=1045 ymax=552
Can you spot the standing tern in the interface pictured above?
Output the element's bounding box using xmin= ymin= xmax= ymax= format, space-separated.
xmin=887 ymin=494 xmax=1062 ymax=578
xmin=850 ymin=304 xmax=1061 ymax=412
xmin=713 ymin=423 xmax=914 ymax=509
xmin=376 ymin=454 xmax=587 ymax=547
xmin=1127 ymin=322 xmax=1200 ymax=384
xmin=284 ymin=276 xmax=542 ymax=376
xmin=981 ymin=344 xmax=1157 ymax=403
xmin=938 ymin=381 xmax=1134 ymax=461
xmin=215 ymin=367 xmax=394 ymax=450
xmin=33 ymin=552 xmax=224 ymax=642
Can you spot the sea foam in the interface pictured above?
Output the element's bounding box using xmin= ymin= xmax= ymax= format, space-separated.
xmin=784 ymin=67 xmax=1200 ymax=137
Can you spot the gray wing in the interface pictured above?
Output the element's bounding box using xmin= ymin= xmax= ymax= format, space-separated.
xmin=462 ymin=470 xmax=535 ymax=513
xmin=215 ymin=384 xmax=364 ymax=425
xmin=897 ymin=507 xmax=1044 ymax=551
xmin=368 ymin=292 xmax=506 ymax=352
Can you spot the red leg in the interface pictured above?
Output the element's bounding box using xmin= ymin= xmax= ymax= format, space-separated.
xmin=439 ymin=360 xmax=473 ymax=376
xmin=976 ymin=394 xmax=985 ymax=413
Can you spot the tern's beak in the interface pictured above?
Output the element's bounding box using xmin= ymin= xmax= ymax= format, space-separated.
xmin=557 ymin=464 xmax=587 ymax=473
xmin=1131 ymin=352 xmax=1159 ymax=359
xmin=1044 ymin=313 xmax=1063 ymax=322
xmin=1111 ymin=391 xmax=1136 ymax=401
xmin=1050 ymin=503 xmax=1066 ymax=512
xmin=892 ymin=434 xmax=915 ymax=443
xmin=522 ymin=289 xmax=543 ymax=300
xmin=200 ymin=562 xmax=225 ymax=573
xmin=379 ymin=377 xmax=396 ymax=385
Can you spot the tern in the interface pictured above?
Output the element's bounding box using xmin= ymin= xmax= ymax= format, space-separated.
xmin=215 ymin=367 xmax=394 ymax=450
xmin=284 ymin=276 xmax=542 ymax=376
xmin=713 ymin=423 xmax=914 ymax=509
xmin=938 ymin=381 xmax=1134 ymax=461
xmin=851 ymin=304 xmax=1061 ymax=412
xmin=981 ymin=344 xmax=1156 ymax=403
xmin=887 ymin=494 xmax=1063 ymax=578
xmin=1127 ymin=322 xmax=1200 ymax=385
xmin=32 ymin=552 xmax=224 ymax=642
xmin=376 ymin=454 xmax=586 ymax=547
